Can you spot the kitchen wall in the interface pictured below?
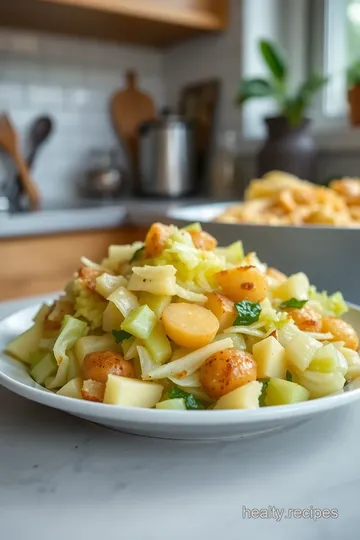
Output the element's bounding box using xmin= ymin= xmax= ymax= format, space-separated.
xmin=0 ymin=28 xmax=166 ymax=204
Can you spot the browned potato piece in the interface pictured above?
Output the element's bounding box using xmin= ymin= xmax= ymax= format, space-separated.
xmin=162 ymin=303 xmax=219 ymax=349
xmin=189 ymin=230 xmax=217 ymax=250
xmin=78 ymin=266 xmax=103 ymax=292
xmin=145 ymin=223 xmax=172 ymax=258
xmin=266 ymin=267 xmax=287 ymax=283
xmin=81 ymin=379 xmax=105 ymax=402
xmin=82 ymin=351 xmax=135 ymax=384
xmin=284 ymin=305 xmax=322 ymax=333
xmin=216 ymin=265 xmax=268 ymax=303
xmin=205 ymin=292 xmax=236 ymax=331
xmin=200 ymin=348 xmax=257 ymax=399
xmin=322 ymin=317 xmax=359 ymax=351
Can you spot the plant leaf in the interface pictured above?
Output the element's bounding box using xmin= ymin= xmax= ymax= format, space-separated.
xmin=283 ymin=96 xmax=305 ymax=126
xmin=235 ymin=78 xmax=274 ymax=105
xmin=112 ymin=329 xmax=132 ymax=343
xmin=280 ymin=298 xmax=307 ymax=309
xmin=297 ymin=74 xmax=328 ymax=106
xmin=259 ymin=40 xmax=287 ymax=82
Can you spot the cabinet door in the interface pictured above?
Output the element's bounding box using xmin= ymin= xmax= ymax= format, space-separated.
xmin=0 ymin=227 xmax=146 ymax=301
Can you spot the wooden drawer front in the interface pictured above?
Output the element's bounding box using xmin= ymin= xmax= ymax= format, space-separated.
xmin=0 ymin=227 xmax=147 ymax=301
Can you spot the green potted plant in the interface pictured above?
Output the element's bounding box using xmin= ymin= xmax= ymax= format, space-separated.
xmin=236 ymin=40 xmax=328 ymax=179
xmin=348 ymin=59 xmax=360 ymax=126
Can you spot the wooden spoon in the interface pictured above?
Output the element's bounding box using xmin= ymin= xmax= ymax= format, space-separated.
xmin=110 ymin=70 xmax=157 ymax=168
xmin=0 ymin=114 xmax=40 ymax=210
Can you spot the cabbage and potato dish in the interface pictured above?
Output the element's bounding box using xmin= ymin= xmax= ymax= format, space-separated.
xmin=6 ymin=222 xmax=360 ymax=411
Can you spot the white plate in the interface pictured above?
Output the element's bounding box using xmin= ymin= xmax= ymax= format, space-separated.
xmin=1 ymin=303 xmax=360 ymax=441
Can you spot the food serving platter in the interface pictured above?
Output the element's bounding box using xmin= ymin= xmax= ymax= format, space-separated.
xmin=164 ymin=204 xmax=360 ymax=305
xmin=1 ymin=302 xmax=360 ymax=441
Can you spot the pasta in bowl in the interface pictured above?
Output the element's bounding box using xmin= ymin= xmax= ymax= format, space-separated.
xmin=5 ymin=222 xmax=360 ymax=412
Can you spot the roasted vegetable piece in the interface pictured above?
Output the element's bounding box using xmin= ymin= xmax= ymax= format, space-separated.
xmin=82 ymin=350 xmax=135 ymax=384
xmin=284 ymin=305 xmax=322 ymax=333
xmin=81 ymin=379 xmax=105 ymax=402
xmin=216 ymin=266 xmax=268 ymax=303
xmin=322 ymin=317 xmax=359 ymax=351
xmin=144 ymin=222 xmax=172 ymax=258
xmin=162 ymin=303 xmax=219 ymax=349
xmin=205 ymin=292 xmax=236 ymax=332
xmin=189 ymin=230 xmax=217 ymax=250
xmin=200 ymin=348 xmax=257 ymax=399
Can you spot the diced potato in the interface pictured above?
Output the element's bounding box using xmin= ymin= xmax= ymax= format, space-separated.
xmin=264 ymin=378 xmax=310 ymax=406
xmin=216 ymin=266 xmax=268 ymax=303
xmin=138 ymin=292 xmax=172 ymax=318
xmin=102 ymin=302 xmax=124 ymax=332
xmin=296 ymin=370 xmax=346 ymax=398
xmin=156 ymin=398 xmax=186 ymax=410
xmin=103 ymin=375 xmax=163 ymax=408
xmin=214 ymin=381 xmax=262 ymax=410
xmin=81 ymin=379 xmax=105 ymax=402
xmin=121 ymin=305 xmax=157 ymax=340
xmin=128 ymin=265 xmax=177 ymax=296
xmin=253 ymin=336 xmax=286 ymax=379
xmin=30 ymin=353 xmax=57 ymax=385
xmin=57 ymin=377 xmax=83 ymax=399
xmin=106 ymin=242 xmax=144 ymax=270
xmin=95 ymin=274 xmax=127 ymax=298
xmin=107 ymin=286 xmax=139 ymax=317
xmin=142 ymin=322 xmax=172 ymax=365
xmin=286 ymin=332 xmax=322 ymax=372
xmin=6 ymin=323 xmax=43 ymax=364
xmin=74 ymin=335 xmax=122 ymax=365
xmin=162 ymin=303 xmax=219 ymax=349
xmin=309 ymin=343 xmax=348 ymax=375
xmin=205 ymin=292 xmax=236 ymax=332
xmin=274 ymin=272 xmax=310 ymax=301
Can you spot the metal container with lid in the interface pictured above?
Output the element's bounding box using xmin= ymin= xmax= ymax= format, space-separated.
xmin=138 ymin=109 xmax=195 ymax=197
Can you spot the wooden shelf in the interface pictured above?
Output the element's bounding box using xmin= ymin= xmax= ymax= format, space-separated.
xmin=0 ymin=0 xmax=228 ymax=48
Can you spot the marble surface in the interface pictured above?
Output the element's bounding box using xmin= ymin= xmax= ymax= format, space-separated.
xmin=1 ymin=296 xmax=360 ymax=540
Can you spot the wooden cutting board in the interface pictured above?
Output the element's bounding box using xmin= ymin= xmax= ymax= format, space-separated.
xmin=110 ymin=71 xmax=157 ymax=168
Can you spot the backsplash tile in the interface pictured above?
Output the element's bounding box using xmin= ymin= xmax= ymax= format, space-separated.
xmin=0 ymin=28 xmax=166 ymax=205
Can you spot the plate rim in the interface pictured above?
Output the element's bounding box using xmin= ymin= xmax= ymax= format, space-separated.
xmin=1 ymin=301 xmax=360 ymax=427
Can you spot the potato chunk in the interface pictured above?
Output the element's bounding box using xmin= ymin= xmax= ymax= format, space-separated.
xmin=145 ymin=223 xmax=172 ymax=258
xmin=205 ymin=292 xmax=236 ymax=331
xmin=82 ymin=350 xmax=135 ymax=384
xmin=81 ymin=379 xmax=105 ymax=402
xmin=162 ymin=303 xmax=219 ymax=349
xmin=189 ymin=230 xmax=217 ymax=250
xmin=252 ymin=336 xmax=286 ymax=379
xmin=322 ymin=317 xmax=359 ymax=351
xmin=200 ymin=348 xmax=257 ymax=399
xmin=284 ymin=305 xmax=322 ymax=333
xmin=216 ymin=266 xmax=268 ymax=303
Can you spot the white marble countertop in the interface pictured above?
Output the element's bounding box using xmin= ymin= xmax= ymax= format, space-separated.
xmin=1 ymin=296 xmax=360 ymax=540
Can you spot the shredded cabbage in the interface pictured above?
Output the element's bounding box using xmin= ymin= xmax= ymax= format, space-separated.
xmin=53 ymin=315 xmax=88 ymax=366
xmin=308 ymin=287 xmax=348 ymax=317
xmin=74 ymin=286 xmax=107 ymax=329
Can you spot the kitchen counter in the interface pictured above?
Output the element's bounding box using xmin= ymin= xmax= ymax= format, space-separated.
xmin=0 ymin=198 xmax=223 ymax=238
xmin=1 ymin=298 xmax=360 ymax=540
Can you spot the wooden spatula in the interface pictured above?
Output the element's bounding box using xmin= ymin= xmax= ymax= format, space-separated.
xmin=110 ymin=71 xmax=157 ymax=168
xmin=0 ymin=114 xmax=40 ymax=210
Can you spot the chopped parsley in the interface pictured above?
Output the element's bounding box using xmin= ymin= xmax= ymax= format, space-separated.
xmin=168 ymin=387 xmax=204 ymax=410
xmin=259 ymin=379 xmax=269 ymax=407
xmin=233 ymin=300 xmax=261 ymax=326
xmin=130 ymin=245 xmax=145 ymax=263
xmin=280 ymin=298 xmax=307 ymax=309
xmin=112 ymin=329 xmax=132 ymax=343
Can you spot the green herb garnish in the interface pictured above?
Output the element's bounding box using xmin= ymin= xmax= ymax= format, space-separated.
xmin=168 ymin=387 xmax=204 ymax=410
xmin=280 ymin=298 xmax=307 ymax=309
xmin=234 ymin=300 xmax=261 ymax=326
xmin=112 ymin=329 xmax=133 ymax=343
xmin=286 ymin=370 xmax=293 ymax=382
xmin=130 ymin=245 xmax=145 ymax=263
xmin=259 ymin=379 xmax=269 ymax=407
